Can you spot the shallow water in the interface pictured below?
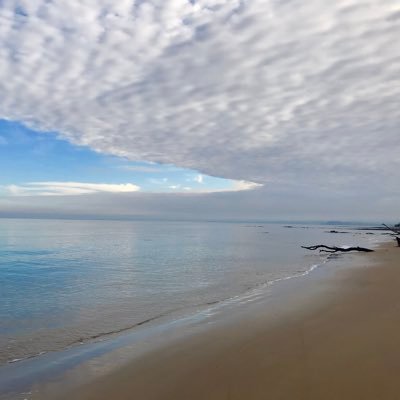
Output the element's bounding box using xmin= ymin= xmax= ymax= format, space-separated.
xmin=0 ymin=218 xmax=383 ymax=365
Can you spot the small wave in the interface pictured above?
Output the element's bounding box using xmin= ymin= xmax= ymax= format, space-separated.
xmin=8 ymin=351 xmax=47 ymax=364
xmin=5 ymin=257 xmax=331 ymax=365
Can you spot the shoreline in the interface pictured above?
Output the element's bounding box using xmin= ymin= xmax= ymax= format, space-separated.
xmin=0 ymin=245 xmax=335 ymax=399
xmin=23 ymin=240 xmax=398 ymax=400
xmin=2 ymin=221 xmax=359 ymax=370
xmin=3 ymin=252 xmax=327 ymax=366
xmin=3 ymin=226 xmax=381 ymax=369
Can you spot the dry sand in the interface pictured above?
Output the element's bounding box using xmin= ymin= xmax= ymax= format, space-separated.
xmin=41 ymin=243 xmax=400 ymax=400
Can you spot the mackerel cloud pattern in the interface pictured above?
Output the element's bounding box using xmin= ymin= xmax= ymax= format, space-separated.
xmin=0 ymin=0 xmax=399 ymax=187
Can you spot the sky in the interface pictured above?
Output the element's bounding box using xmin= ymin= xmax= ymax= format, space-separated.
xmin=0 ymin=0 xmax=399 ymax=222
xmin=0 ymin=119 xmax=257 ymax=196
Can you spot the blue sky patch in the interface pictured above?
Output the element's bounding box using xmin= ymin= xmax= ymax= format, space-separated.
xmin=0 ymin=120 xmax=245 ymax=195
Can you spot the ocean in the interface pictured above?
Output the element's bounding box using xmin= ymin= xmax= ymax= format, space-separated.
xmin=0 ymin=218 xmax=384 ymax=366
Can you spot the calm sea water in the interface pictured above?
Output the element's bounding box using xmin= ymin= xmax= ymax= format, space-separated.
xmin=0 ymin=218 xmax=383 ymax=365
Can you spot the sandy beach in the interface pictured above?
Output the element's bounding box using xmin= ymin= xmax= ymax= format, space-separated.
xmin=31 ymin=241 xmax=399 ymax=400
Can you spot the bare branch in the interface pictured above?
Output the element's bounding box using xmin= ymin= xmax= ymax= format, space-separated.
xmin=382 ymin=224 xmax=400 ymax=235
xmin=301 ymin=245 xmax=374 ymax=253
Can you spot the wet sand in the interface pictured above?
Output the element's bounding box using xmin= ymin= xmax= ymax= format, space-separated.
xmin=39 ymin=243 xmax=400 ymax=400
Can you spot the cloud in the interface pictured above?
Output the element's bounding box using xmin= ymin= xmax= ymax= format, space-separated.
xmin=119 ymin=163 xmax=179 ymax=173
xmin=193 ymin=174 xmax=204 ymax=184
xmin=165 ymin=179 xmax=261 ymax=193
xmin=5 ymin=182 xmax=140 ymax=196
xmin=120 ymin=165 xmax=164 ymax=173
xmin=230 ymin=181 xmax=262 ymax=192
xmin=0 ymin=0 xmax=399 ymax=202
xmin=189 ymin=180 xmax=262 ymax=193
xmin=3 ymin=178 xmax=261 ymax=197
xmin=0 ymin=183 xmax=395 ymax=222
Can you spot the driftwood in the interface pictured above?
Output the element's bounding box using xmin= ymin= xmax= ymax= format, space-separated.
xmin=302 ymin=245 xmax=374 ymax=253
xmin=382 ymin=224 xmax=400 ymax=247
xmin=382 ymin=224 xmax=400 ymax=234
